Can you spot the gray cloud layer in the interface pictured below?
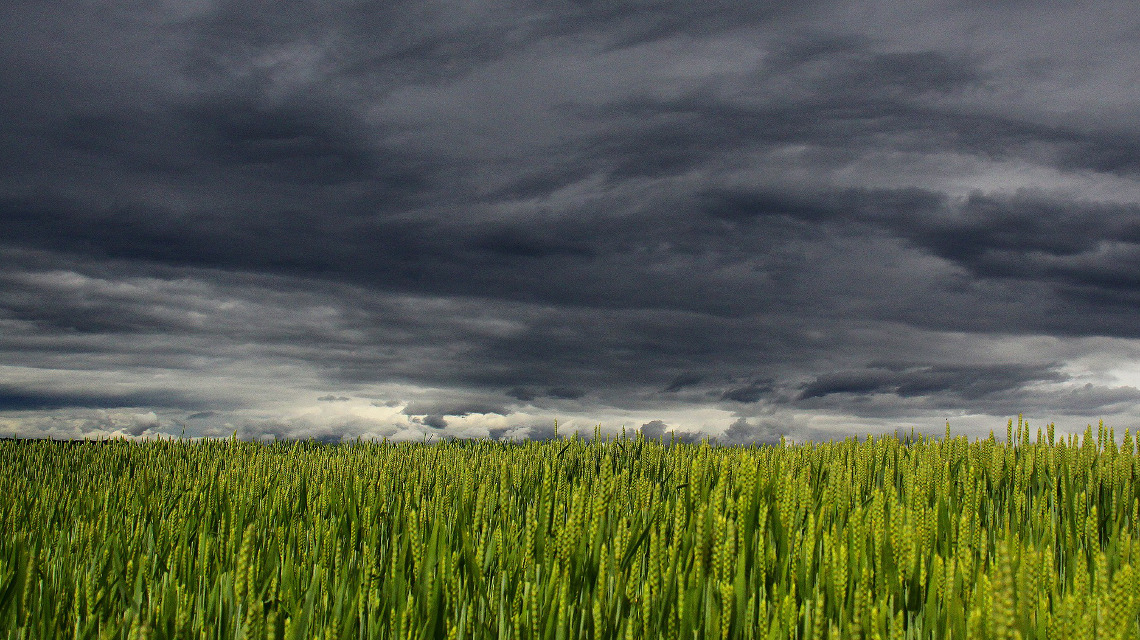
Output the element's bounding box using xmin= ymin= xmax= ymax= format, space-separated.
xmin=4 ymin=0 xmax=1140 ymax=442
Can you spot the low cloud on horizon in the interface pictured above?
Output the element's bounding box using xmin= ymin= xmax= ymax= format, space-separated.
xmin=4 ymin=0 xmax=1140 ymax=443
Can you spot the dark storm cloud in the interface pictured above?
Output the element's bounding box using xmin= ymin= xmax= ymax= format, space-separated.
xmin=663 ymin=373 xmax=704 ymax=392
xmin=473 ymin=228 xmax=598 ymax=260
xmin=4 ymin=0 xmax=1140 ymax=438
xmin=1043 ymin=384 xmax=1140 ymax=416
xmin=546 ymin=387 xmax=587 ymax=400
xmin=0 ymin=28 xmax=1128 ymax=327
xmin=0 ymin=105 xmax=436 ymax=277
xmin=799 ymin=364 xmax=1068 ymax=401
xmin=721 ymin=380 xmax=775 ymax=403
xmin=49 ymin=98 xmax=398 ymax=186
xmin=506 ymin=387 xmax=539 ymax=402
xmin=503 ymin=387 xmax=588 ymax=402
xmin=419 ymin=415 xmax=448 ymax=430
xmin=577 ymin=58 xmax=1140 ymax=188
xmin=696 ymin=186 xmax=1140 ymax=330
xmin=896 ymin=194 xmax=1140 ymax=293
xmin=0 ymin=385 xmax=204 ymax=412
xmin=572 ymin=47 xmax=993 ymax=179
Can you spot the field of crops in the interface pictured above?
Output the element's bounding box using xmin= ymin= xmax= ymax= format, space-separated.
xmin=2 ymin=418 xmax=1139 ymax=639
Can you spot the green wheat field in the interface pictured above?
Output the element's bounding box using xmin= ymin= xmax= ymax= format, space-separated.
xmin=3 ymin=418 xmax=1139 ymax=639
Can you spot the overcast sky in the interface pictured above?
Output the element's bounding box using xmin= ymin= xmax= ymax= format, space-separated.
xmin=4 ymin=0 xmax=1140 ymax=443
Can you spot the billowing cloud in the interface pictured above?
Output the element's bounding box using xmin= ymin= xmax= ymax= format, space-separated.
xmin=720 ymin=418 xmax=784 ymax=446
xmin=640 ymin=419 xmax=668 ymax=440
